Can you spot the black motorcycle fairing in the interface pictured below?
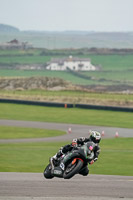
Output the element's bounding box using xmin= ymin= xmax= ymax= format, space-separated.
xmin=62 ymin=149 xmax=87 ymax=166
xmin=52 ymin=166 xmax=63 ymax=178
xmin=44 ymin=141 xmax=96 ymax=179
xmin=43 ymin=164 xmax=54 ymax=179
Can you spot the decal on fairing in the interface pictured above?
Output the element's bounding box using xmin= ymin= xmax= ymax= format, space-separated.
xmin=60 ymin=162 xmax=65 ymax=170
xmin=89 ymin=146 xmax=93 ymax=151
xmin=82 ymin=145 xmax=88 ymax=159
xmin=64 ymin=153 xmax=72 ymax=162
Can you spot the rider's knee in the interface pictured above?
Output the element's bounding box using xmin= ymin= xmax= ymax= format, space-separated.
xmin=79 ymin=166 xmax=89 ymax=176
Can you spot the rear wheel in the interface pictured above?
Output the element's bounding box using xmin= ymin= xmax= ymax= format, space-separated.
xmin=44 ymin=164 xmax=54 ymax=179
xmin=63 ymin=159 xmax=83 ymax=179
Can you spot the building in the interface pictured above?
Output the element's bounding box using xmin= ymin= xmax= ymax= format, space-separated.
xmin=46 ymin=56 xmax=99 ymax=71
xmin=0 ymin=39 xmax=32 ymax=50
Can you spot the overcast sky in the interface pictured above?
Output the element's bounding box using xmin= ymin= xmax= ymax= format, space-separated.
xmin=0 ymin=0 xmax=133 ymax=32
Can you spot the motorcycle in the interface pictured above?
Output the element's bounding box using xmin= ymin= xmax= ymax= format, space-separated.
xmin=43 ymin=141 xmax=96 ymax=179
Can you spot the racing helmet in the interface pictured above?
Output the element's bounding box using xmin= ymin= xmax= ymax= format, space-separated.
xmin=89 ymin=131 xmax=101 ymax=143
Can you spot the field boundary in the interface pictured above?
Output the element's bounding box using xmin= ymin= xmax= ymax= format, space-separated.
xmin=0 ymin=98 xmax=133 ymax=112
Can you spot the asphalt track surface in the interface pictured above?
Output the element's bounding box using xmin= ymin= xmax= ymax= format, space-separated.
xmin=0 ymin=119 xmax=133 ymax=200
xmin=0 ymin=173 xmax=133 ymax=200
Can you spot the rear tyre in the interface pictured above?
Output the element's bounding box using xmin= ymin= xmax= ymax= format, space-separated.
xmin=44 ymin=164 xmax=54 ymax=179
xmin=63 ymin=159 xmax=83 ymax=179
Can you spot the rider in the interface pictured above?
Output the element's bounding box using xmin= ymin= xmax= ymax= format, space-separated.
xmin=50 ymin=131 xmax=101 ymax=176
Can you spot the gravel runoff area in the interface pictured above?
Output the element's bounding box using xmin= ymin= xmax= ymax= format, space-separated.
xmin=0 ymin=120 xmax=133 ymax=143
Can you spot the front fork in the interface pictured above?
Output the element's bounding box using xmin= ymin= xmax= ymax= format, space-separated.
xmin=49 ymin=158 xmax=54 ymax=170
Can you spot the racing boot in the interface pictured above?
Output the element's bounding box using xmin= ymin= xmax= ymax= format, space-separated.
xmin=50 ymin=150 xmax=63 ymax=167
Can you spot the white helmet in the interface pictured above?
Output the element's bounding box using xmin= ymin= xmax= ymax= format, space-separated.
xmin=89 ymin=131 xmax=101 ymax=143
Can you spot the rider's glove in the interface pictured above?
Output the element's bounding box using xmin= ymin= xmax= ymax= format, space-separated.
xmin=72 ymin=138 xmax=77 ymax=147
xmin=89 ymin=158 xmax=98 ymax=165
xmin=89 ymin=160 xmax=94 ymax=165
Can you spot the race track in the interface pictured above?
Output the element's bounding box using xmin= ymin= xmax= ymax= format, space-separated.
xmin=0 ymin=120 xmax=133 ymax=144
xmin=0 ymin=119 xmax=133 ymax=200
xmin=0 ymin=172 xmax=133 ymax=200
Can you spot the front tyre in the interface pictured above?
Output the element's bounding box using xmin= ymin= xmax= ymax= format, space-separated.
xmin=44 ymin=164 xmax=54 ymax=179
xmin=63 ymin=159 xmax=83 ymax=179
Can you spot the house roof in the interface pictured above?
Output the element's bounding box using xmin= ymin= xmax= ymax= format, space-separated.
xmin=8 ymin=39 xmax=19 ymax=44
xmin=49 ymin=56 xmax=90 ymax=64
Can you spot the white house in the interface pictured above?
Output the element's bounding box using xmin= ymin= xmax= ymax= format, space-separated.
xmin=46 ymin=56 xmax=98 ymax=71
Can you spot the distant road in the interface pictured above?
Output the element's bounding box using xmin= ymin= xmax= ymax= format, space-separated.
xmin=0 ymin=119 xmax=133 ymax=143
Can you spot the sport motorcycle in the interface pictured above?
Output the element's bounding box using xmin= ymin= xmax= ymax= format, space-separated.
xmin=44 ymin=141 xmax=96 ymax=179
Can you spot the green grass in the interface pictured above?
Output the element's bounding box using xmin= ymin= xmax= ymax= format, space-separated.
xmin=0 ymin=54 xmax=133 ymax=86
xmin=0 ymin=103 xmax=133 ymax=128
xmin=0 ymin=138 xmax=133 ymax=175
xmin=0 ymin=69 xmax=94 ymax=85
xmin=88 ymin=54 xmax=133 ymax=70
xmin=90 ymin=138 xmax=133 ymax=176
xmin=0 ymin=55 xmax=50 ymax=64
xmin=82 ymin=70 xmax=133 ymax=84
xmin=0 ymin=49 xmax=41 ymax=56
xmin=0 ymin=126 xmax=65 ymax=139
xmin=1 ymin=90 xmax=133 ymax=102
xmin=0 ymin=141 xmax=64 ymax=173
xmin=1 ymin=68 xmax=133 ymax=86
xmin=0 ymin=54 xmax=133 ymax=70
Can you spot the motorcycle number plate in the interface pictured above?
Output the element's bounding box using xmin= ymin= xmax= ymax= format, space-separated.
xmin=54 ymin=170 xmax=62 ymax=175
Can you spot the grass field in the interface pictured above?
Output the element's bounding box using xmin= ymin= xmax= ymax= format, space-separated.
xmin=1 ymin=68 xmax=133 ymax=86
xmin=0 ymin=126 xmax=65 ymax=139
xmin=0 ymin=103 xmax=133 ymax=128
xmin=90 ymin=138 xmax=133 ymax=176
xmin=0 ymin=52 xmax=133 ymax=70
xmin=1 ymin=89 xmax=133 ymax=100
xmin=0 ymin=103 xmax=133 ymax=175
xmin=0 ymin=55 xmax=50 ymax=65
xmin=0 ymin=138 xmax=133 ymax=176
xmin=1 ymin=90 xmax=133 ymax=106
xmin=0 ymin=53 xmax=133 ymax=86
xmin=0 ymin=69 xmax=94 ymax=85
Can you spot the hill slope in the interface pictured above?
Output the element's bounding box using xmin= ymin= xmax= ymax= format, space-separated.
xmin=0 ymin=24 xmax=133 ymax=48
xmin=0 ymin=24 xmax=20 ymax=33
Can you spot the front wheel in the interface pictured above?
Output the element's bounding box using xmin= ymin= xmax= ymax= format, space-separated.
xmin=63 ymin=159 xmax=83 ymax=179
xmin=44 ymin=164 xmax=54 ymax=179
